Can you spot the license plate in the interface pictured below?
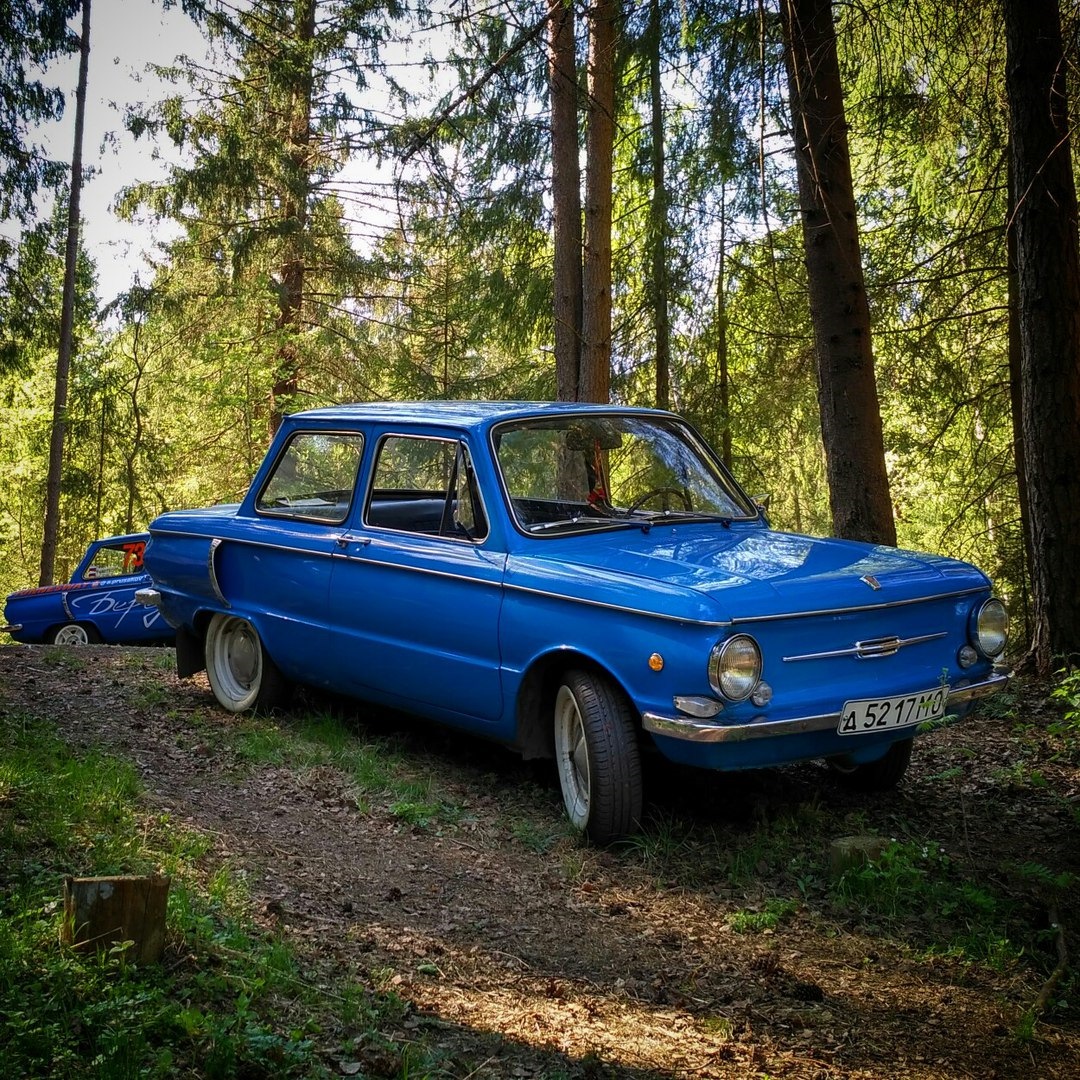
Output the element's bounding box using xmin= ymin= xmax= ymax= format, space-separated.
xmin=838 ymin=686 xmax=947 ymax=736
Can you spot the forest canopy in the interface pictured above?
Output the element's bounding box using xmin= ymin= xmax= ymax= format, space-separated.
xmin=2 ymin=0 xmax=1079 ymax=668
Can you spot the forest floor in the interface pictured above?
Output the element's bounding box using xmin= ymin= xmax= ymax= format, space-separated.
xmin=1 ymin=643 xmax=1078 ymax=1079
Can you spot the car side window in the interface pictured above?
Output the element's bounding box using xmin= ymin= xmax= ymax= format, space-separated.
xmin=256 ymin=432 xmax=363 ymax=523
xmin=366 ymin=435 xmax=488 ymax=541
xmin=81 ymin=540 xmax=146 ymax=580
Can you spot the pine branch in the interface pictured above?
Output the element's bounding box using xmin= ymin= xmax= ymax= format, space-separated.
xmin=401 ymin=11 xmax=549 ymax=162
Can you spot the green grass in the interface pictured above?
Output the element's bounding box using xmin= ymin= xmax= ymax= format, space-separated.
xmin=727 ymin=897 xmax=800 ymax=934
xmin=0 ymin=708 xmax=452 ymax=1079
xmin=830 ymin=840 xmax=1027 ymax=969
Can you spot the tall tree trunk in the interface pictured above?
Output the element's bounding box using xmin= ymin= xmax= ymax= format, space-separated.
xmin=1004 ymin=0 xmax=1080 ymax=672
xmin=580 ymin=0 xmax=618 ymax=404
xmin=716 ymin=182 xmax=732 ymax=469
xmin=548 ymin=0 xmax=583 ymax=402
xmin=270 ymin=0 xmax=316 ymax=435
xmin=39 ymin=0 xmax=90 ymax=587
xmin=647 ymin=0 xmax=670 ymax=410
xmin=1005 ymin=150 xmax=1033 ymax=631
xmin=780 ymin=0 xmax=896 ymax=546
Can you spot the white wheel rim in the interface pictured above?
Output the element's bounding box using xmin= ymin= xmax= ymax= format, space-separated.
xmin=554 ymin=685 xmax=590 ymax=828
xmin=54 ymin=624 xmax=89 ymax=646
xmin=209 ymin=617 xmax=262 ymax=708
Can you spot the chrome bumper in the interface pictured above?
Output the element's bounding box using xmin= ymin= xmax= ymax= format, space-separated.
xmin=135 ymin=588 xmax=162 ymax=608
xmin=1 ymin=623 xmax=22 ymax=634
xmin=642 ymin=670 xmax=1011 ymax=744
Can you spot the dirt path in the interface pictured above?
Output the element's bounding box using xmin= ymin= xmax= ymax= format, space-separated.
xmin=2 ymin=644 xmax=1077 ymax=1078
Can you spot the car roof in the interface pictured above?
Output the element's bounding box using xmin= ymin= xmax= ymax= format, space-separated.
xmin=91 ymin=533 xmax=150 ymax=546
xmin=288 ymin=400 xmax=673 ymax=430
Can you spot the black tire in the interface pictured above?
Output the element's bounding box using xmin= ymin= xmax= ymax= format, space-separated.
xmin=49 ymin=622 xmax=101 ymax=646
xmin=553 ymin=669 xmax=643 ymax=844
xmin=204 ymin=613 xmax=291 ymax=713
xmin=826 ymin=737 xmax=913 ymax=792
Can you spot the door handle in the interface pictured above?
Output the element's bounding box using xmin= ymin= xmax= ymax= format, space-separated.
xmin=335 ymin=536 xmax=370 ymax=549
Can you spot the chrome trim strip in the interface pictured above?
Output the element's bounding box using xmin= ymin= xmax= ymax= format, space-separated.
xmin=501 ymin=581 xmax=729 ymax=627
xmin=151 ymin=528 xmax=338 ymax=561
xmin=145 ymin=530 xmax=989 ymax=632
xmin=149 ymin=528 xmax=504 ymax=593
xmin=783 ymin=631 xmax=948 ymax=663
xmin=207 ymin=538 xmax=230 ymax=609
xmin=730 ymin=586 xmax=989 ymax=625
xmin=642 ymin=671 xmax=1011 ymax=743
xmin=335 ymin=553 xmax=505 ymax=590
xmin=149 ymin=528 xmax=729 ymax=625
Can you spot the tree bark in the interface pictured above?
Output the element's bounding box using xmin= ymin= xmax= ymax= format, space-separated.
xmin=39 ymin=0 xmax=90 ymax=587
xmin=580 ymin=0 xmax=618 ymax=404
xmin=717 ymin=183 xmax=732 ymax=469
xmin=780 ymin=0 xmax=896 ymax=546
xmin=270 ymin=0 xmax=317 ymax=435
xmin=647 ymin=0 xmax=670 ymax=410
xmin=1005 ymin=150 xmax=1033 ymax=626
xmin=548 ymin=0 xmax=583 ymax=401
xmin=1004 ymin=0 xmax=1080 ymax=672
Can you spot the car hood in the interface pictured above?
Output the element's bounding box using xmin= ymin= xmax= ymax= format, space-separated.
xmin=509 ymin=523 xmax=991 ymax=623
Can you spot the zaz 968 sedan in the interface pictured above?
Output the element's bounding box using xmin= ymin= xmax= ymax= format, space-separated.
xmin=139 ymin=402 xmax=1010 ymax=843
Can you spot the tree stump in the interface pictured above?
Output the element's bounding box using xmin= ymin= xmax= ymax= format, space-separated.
xmin=829 ymin=835 xmax=887 ymax=878
xmin=62 ymin=874 xmax=170 ymax=964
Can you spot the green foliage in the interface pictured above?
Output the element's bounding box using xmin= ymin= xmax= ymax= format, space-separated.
xmin=1050 ymin=668 xmax=1080 ymax=738
xmin=0 ymin=0 xmax=1044 ymax=631
xmin=727 ymin=897 xmax=799 ymax=934
xmin=0 ymin=0 xmax=78 ymax=224
xmin=831 ymin=840 xmax=1023 ymax=968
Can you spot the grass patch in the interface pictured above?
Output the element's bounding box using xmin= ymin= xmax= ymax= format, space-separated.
xmin=727 ymin=897 xmax=799 ymax=934
xmin=830 ymin=840 xmax=1025 ymax=968
xmin=228 ymin=707 xmax=467 ymax=832
xmin=0 ymin=708 xmax=452 ymax=1078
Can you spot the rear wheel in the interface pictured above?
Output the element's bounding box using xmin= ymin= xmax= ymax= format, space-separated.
xmin=826 ymin=737 xmax=913 ymax=791
xmin=49 ymin=623 xmax=100 ymax=646
xmin=553 ymin=670 xmax=642 ymax=844
xmin=204 ymin=613 xmax=290 ymax=713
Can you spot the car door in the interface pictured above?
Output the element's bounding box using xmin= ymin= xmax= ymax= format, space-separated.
xmin=215 ymin=428 xmax=365 ymax=683
xmin=65 ymin=537 xmax=164 ymax=642
xmin=326 ymin=432 xmax=505 ymax=725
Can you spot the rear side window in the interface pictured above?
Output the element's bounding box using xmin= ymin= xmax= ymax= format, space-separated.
xmin=366 ymin=435 xmax=488 ymax=541
xmin=256 ymin=432 xmax=364 ymax=523
xmin=81 ymin=539 xmax=146 ymax=581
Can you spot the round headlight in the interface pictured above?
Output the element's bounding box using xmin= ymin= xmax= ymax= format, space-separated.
xmin=973 ymin=597 xmax=1008 ymax=659
xmin=708 ymin=634 xmax=762 ymax=701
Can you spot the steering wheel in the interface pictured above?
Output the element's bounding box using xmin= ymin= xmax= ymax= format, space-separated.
xmin=626 ymin=487 xmax=692 ymax=513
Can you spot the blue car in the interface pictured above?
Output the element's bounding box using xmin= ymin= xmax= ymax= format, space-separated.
xmin=2 ymin=533 xmax=173 ymax=647
xmin=139 ymin=402 xmax=1010 ymax=842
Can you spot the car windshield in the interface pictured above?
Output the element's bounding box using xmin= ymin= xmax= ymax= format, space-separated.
xmin=494 ymin=414 xmax=758 ymax=534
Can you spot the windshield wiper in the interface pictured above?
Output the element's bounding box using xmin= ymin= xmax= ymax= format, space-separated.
xmin=528 ymin=516 xmax=644 ymax=534
xmin=627 ymin=509 xmax=734 ymax=527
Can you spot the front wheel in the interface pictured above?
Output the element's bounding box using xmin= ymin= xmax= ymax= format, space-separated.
xmin=553 ymin=670 xmax=643 ymax=845
xmin=204 ymin=613 xmax=290 ymax=713
xmin=49 ymin=623 xmax=101 ymax=646
xmin=826 ymin=737 xmax=913 ymax=791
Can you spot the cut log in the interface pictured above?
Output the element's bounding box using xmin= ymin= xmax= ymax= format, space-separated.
xmin=62 ymin=874 xmax=170 ymax=964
